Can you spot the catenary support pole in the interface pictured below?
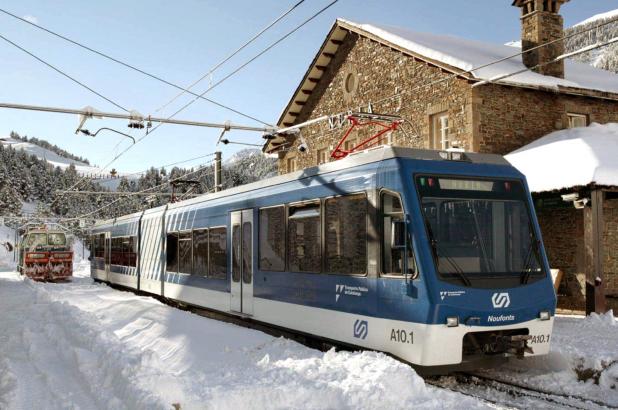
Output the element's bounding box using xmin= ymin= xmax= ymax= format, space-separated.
xmin=214 ymin=151 xmax=222 ymax=192
xmin=586 ymin=189 xmax=607 ymax=314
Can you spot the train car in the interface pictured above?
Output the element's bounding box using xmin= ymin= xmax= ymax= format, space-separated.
xmin=89 ymin=146 xmax=556 ymax=369
xmin=19 ymin=224 xmax=73 ymax=281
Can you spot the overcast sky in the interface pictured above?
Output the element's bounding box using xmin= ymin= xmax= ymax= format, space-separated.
xmin=0 ymin=0 xmax=615 ymax=172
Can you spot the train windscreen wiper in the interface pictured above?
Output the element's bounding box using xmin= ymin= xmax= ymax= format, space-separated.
xmin=520 ymin=224 xmax=542 ymax=284
xmin=425 ymin=217 xmax=472 ymax=287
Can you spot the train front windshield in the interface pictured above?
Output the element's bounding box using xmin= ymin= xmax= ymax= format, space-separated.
xmin=416 ymin=176 xmax=544 ymax=288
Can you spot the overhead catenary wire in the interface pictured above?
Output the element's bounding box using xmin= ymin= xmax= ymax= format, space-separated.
xmin=152 ymin=0 xmax=341 ymax=139
xmin=44 ymin=2 xmax=339 ymax=209
xmin=0 ymin=7 xmax=270 ymax=126
xmin=155 ymin=0 xmax=307 ymax=114
xmin=71 ymin=159 xmax=217 ymax=220
xmin=0 ymin=32 xmax=128 ymax=112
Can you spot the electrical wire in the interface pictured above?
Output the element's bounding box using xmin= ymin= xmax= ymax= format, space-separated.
xmin=45 ymin=1 xmax=339 ymax=209
xmin=0 ymin=7 xmax=271 ymax=126
xmin=160 ymin=0 xmax=340 ymax=130
xmin=95 ymin=152 xmax=216 ymax=181
xmin=72 ymin=159 xmax=216 ymax=219
xmin=155 ymin=0 xmax=306 ymax=114
xmin=0 ymin=32 xmax=129 ymax=112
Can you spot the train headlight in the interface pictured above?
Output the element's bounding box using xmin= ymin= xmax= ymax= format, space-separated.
xmin=539 ymin=311 xmax=551 ymax=321
xmin=446 ymin=316 xmax=459 ymax=327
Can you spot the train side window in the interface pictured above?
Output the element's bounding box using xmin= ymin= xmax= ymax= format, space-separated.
xmin=166 ymin=232 xmax=179 ymax=273
xmin=111 ymin=237 xmax=121 ymax=265
xmin=259 ymin=206 xmax=285 ymax=271
xmin=381 ymin=191 xmax=415 ymax=276
xmin=95 ymin=234 xmax=105 ymax=258
xmin=242 ymin=221 xmax=252 ymax=284
xmin=209 ymin=227 xmax=227 ymax=280
xmin=288 ymin=202 xmax=321 ymax=273
xmin=325 ymin=194 xmax=367 ymax=274
xmin=232 ymin=224 xmax=241 ymax=282
xmin=178 ymin=232 xmax=192 ymax=274
xmin=193 ymin=229 xmax=208 ymax=277
xmin=122 ymin=236 xmax=137 ymax=267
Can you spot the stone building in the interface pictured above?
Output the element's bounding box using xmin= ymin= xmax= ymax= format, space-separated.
xmin=263 ymin=0 xmax=618 ymax=309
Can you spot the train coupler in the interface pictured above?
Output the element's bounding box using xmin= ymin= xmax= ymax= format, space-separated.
xmin=480 ymin=334 xmax=533 ymax=358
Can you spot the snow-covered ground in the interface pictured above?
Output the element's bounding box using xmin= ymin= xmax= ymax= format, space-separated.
xmin=1 ymin=260 xmax=616 ymax=409
xmin=0 ymin=266 xmax=487 ymax=410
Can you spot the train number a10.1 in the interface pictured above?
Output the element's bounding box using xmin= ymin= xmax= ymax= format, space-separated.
xmin=529 ymin=334 xmax=551 ymax=344
xmin=390 ymin=328 xmax=413 ymax=344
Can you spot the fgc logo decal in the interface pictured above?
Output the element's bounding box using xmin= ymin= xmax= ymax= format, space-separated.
xmin=353 ymin=319 xmax=368 ymax=340
xmin=491 ymin=292 xmax=511 ymax=308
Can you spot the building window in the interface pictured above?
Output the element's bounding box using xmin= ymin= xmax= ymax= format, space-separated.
xmin=567 ymin=113 xmax=588 ymax=128
xmin=431 ymin=112 xmax=450 ymax=149
xmin=209 ymin=227 xmax=227 ymax=279
xmin=325 ymin=194 xmax=367 ymax=274
xmin=259 ymin=206 xmax=285 ymax=271
xmin=287 ymin=157 xmax=297 ymax=172
xmin=317 ymin=148 xmax=329 ymax=165
xmin=288 ymin=202 xmax=321 ymax=272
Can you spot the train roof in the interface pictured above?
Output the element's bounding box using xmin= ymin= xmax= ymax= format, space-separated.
xmin=92 ymin=146 xmax=510 ymax=229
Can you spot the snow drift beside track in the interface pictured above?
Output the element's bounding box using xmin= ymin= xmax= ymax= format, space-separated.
xmin=0 ymin=269 xmax=487 ymax=410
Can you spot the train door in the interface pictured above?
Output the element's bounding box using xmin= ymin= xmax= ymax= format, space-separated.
xmin=230 ymin=209 xmax=254 ymax=315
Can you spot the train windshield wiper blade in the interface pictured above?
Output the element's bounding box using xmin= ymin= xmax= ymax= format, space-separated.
xmin=521 ymin=235 xmax=541 ymax=284
xmin=425 ymin=218 xmax=471 ymax=287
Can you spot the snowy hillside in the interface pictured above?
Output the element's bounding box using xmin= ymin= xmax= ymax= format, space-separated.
xmin=565 ymin=8 xmax=618 ymax=73
xmin=0 ymin=136 xmax=103 ymax=175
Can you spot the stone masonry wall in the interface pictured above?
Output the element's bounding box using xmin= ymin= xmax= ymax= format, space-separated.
xmin=536 ymin=206 xmax=586 ymax=310
xmin=473 ymin=84 xmax=618 ymax=155
xmin=279 ymin=33 xmax=473 ymax=172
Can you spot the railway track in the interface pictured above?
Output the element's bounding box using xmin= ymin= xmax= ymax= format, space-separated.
xmin=426 ymin=372 xmax=616 ymax=409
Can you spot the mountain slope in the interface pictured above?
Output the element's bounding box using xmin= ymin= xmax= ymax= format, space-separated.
xmin=565 ymin=9 xmax=618 ymax=73
xmin=0 ymin=136 xmax=103 ymax=176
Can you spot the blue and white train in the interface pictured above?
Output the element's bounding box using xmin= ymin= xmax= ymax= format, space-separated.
xmin=89 ymin=146 xmax=556 ymax=368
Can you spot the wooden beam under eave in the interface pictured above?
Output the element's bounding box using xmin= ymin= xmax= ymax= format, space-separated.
xmin=289 ymin=112 xmax=300 ymax=117
xmin=294 ymin=101 xmax=307 ymax=106
xmin=315 ymin=65 xmax=327 ymax=71
xmin=323 ymin=52 xmax=335 ymax=58
xmin=330 ymin=39 xmax=343 ymax=45
xmin=301 ymin=89 xmax=312 ymax=95
xmin=283 ymin=122 xmax=293 ymax=127
xmin=308 ymin=77 xmax=320 ymax=83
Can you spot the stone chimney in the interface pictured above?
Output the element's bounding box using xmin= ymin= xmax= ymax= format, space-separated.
xmin=512 ymin=0 xmax=570 ymax=78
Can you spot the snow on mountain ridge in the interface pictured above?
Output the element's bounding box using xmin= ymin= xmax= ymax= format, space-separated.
xmin=573 ymin=8 xmax=618 ymax=28
xmin=0 ymin=136 xmax=99 ymax=174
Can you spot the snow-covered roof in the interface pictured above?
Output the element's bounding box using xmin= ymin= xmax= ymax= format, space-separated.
xmin=340 ymin=19 xmax=618 ymax=95
xmin=505 ymin=123 xmax=618 ymax=192
xmin=269 ymin=18 xmax=618 ymax=153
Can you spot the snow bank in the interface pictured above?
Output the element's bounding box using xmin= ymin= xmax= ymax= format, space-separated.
xmin=478 ymin=312 xmax=618 ymax=406
xmin=0 ymin=225 xmax=16 ymax=270
xmin=505 ymin=122 xmax=618 ymax=192
xmin=0 ymin=268 xmax=486 ymax=409
xmin=339 ymin=19 xmax=618 ymax=95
